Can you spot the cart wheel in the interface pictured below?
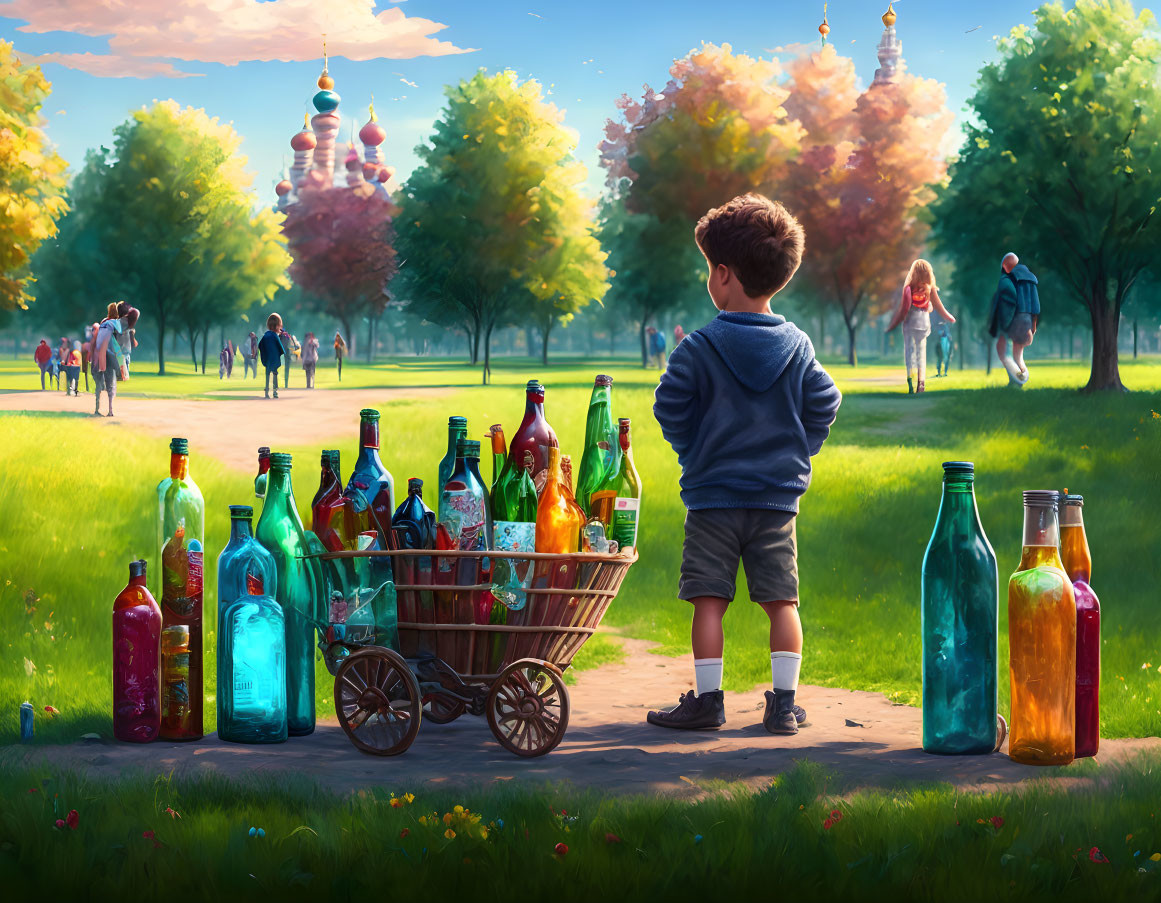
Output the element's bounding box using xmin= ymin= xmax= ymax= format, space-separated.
xmin=422 ymin=693 xmax=467 ymax=724
xmin=995 ymin=714 xmax=1008 ymax=753
xmin=334 ymin=646 xmax=421 ymax=756
xmin=486 ymin=659 xmax=570 ymax=758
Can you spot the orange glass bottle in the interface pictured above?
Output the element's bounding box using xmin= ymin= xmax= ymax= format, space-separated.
xmin=1007 ymin=490 xmax=1076 ymax=766
xmin=535 ymin=447 xmax=583 ymax=553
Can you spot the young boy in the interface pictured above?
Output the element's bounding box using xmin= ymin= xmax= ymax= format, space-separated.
xmin=649 ymin=194 xmax=842 ymax=735
xmin=258 ymin=313 xmax=285 ymax=399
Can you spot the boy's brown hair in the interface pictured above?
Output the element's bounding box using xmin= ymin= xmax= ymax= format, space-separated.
xmin=266 ymin=312 xmax=282 ymax=331
xmin=694 ymin=194 xmax=805 ymax=298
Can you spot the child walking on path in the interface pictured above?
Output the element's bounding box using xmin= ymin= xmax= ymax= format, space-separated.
xmin=259 ymin=313 xmax=285 ymax=399
xmin=302 ymin=332 xmax=320 ymax=388
xmin=649 ymin=194 xmax=842 ymax=735
xmin=885 ymin=259 xmax=956 ymax=394
xmin=334 ymin=331 xmax=346 ymax=382
xmin=64 ymin=341 xmax=82 ymax=395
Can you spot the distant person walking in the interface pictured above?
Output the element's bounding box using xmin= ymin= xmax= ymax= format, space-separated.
xmin=934 ymin=320 xmax=954 ymax=377
xmin=988 ymin=252 xmax=1040 ymax=387
xmin=674 ymin=324 xmax=686 ymax=345
xmin=219 ymin=341 xmax=234 ymax=379
xmin=259 ymin=313 xmax=285 ymax=399
xmin=81 ymin=324 xmax=97 ymax=392
xmin=302 ymin=332 xmax=319 ymax=389
xmin=334 ymin=331 xmax=347 ymax=382
xmin=64 ymin=341 xmax=82 ymax=395
xmin=243 ymin=331 xmax=258 ymax=378
xmin=885 ymin=259 xmax=956 ymax=394
xmin=34 ymin=339 xmax=51 ymax=389
xmin=57 ymin=336 xmax=70 ymax=383
xmin=647 ymin=327 xmax=666 ymax=368
xmin=279 ymin=327 xmax=292 ymax=389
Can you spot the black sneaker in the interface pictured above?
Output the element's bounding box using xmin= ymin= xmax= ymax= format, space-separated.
xmin=647 ymin=690 xmax=725 ymax=731
xmin=763 ymin=689 xmax=803 ymax=735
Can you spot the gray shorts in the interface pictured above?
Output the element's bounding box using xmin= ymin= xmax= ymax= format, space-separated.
xmin=1006 ymin=313 xmax=1034 ymax=346
xmin=679 ymin=508 xmax=799 ymax=603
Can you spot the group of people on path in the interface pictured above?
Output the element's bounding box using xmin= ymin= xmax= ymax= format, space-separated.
xmin=219 ymin=324 xmax=346 ymax=392
xmin=33 ymin=302 xmax=140 ymax=417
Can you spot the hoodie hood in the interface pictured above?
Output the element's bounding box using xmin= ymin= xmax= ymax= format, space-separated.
xmin=697 ymin=311 xmax=809 ymax=393
xmin=1010 ymin=264 xmax=1038 ymax=284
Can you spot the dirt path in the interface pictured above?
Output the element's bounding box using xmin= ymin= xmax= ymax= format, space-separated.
xmin=0 ymin=387 xmax=446 ymax=472
xmin=6 ymin=637 xmax=1157 ymax=798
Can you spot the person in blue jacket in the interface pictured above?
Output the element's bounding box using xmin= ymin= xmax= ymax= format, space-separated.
xmin=988 ymin=252 xmax=1040 ymax=387
xmin=258 ymin=313 xmax=285 ymax=399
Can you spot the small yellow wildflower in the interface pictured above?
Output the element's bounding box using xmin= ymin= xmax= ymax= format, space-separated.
xmin=404 ymin=793 xmax=415 ymax=804
xmin=445 ymin=828 xmax=456 ymax=840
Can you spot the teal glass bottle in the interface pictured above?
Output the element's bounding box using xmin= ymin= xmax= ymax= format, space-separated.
xmin=217 ymin=505 xmax=285 ymax=743
xmin=921 ymin=461 xmax=999 ymax=754
xmin=255 ymin=453 xmax=321 ymax=736
xmin=438 ymin=416 xmax=468 ymax=523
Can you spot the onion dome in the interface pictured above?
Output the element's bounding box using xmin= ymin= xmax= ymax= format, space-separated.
xmin=344 ymin=145 xmax=360 ymax=171
xmin=275 ymin=179 xmax=293 ymax=196
xmin=318 ymin=73 xmax=335 ymax=91
xmin=882 ymin=3 xmax=896 ymax=27
xmin=313 ymin=89 xmax=340 ymax=113
xmin=362 ymin=161 xmax=379 ymax=180
xmin=819 ymin=3 xmax=830 ymax=39
xmin=291 ymin=114 xmax=317 ymax=150
xmin=359 ymin=102 xmax=386 ymax=146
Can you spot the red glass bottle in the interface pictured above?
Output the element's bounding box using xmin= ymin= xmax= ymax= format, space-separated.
xmin=1061 ymin=492 xmax=1100 ymax=759
xmin=112 ymin=559 xmax=162 ymax=743
xmin=310 ymin=449 xmax=344 ymax=552
xmin=254 ymin=446 xmax=271 ymax=500
xmin=507 ymin=380 xmax=559 ymax=496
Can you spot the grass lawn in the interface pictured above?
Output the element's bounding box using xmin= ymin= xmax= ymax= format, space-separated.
xmin=2 ymin=357 xmax=1160 ymax=745
xmin=2 ymin=757 xmax=1160 ymax=900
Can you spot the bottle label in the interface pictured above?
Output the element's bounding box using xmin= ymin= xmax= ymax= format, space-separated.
xmin=611 ymin=497 xmax=639 ymax=549
xmin=245 ymin=572 xmax=264 ymax=596
xmin=187 ymin=550 xmax=203 ymax=601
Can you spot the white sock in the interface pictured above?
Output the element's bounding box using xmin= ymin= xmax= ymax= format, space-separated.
xmin=771 ymin=652 xmax=802 ymax=692
xmin=1001 ymin=355 xmax=1021 ymax=380
xmin=693 ymin=658 xmax=723 ymax=696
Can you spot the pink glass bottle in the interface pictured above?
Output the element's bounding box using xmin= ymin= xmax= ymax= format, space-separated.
xmin=1061 ymin=492 xmax=1100 ymax=758
xmin=507 ymin=380 xmax=559 ymax=496
xmin=112 ymin=559 xmax=162 ymax=743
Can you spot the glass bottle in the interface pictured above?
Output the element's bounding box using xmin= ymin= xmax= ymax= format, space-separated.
xmin=160 ymin=625 xmax=191 ymax=738
xmin=508 ymin=380 xmax=559 ymax=496
xmin=560 ymin=455 xmax=588 ymax=530
xmin=536 ymin=446 xmax=584 ymax=554
xmin=310 ymin=450 xmax=344 ymax=552
xmin=156 ymin=437 xmax=204 ymax=740
xmin=254 ymin=446 xmax=271 ymax=500
xmin=112 ymin=559 xmax=162 ymax=743
xmin=438 ymin=416 xmax=468 ymax=522
xmin=345 ymin=409 xmax=396 ymax=548
xmin=440 ymin=439 xmax=490 ymax=554
xmin=1061 ymin=492 xmax=1100 ymax=759
xmin=217 ymin=506 xmax=285 ymax=743
xmin=489 ymin=424 xmax=519 ymax=522
xmin=255 ymin=452 xmax=322 ymax=736
xmin=394 ymin=478 xmax=437 ymax=550
xmin=920 ymin=462 xmax=998 ymax=755
xmin=1008 ymin=490 xmax=1076 ymax=766
xmin=589 ymin=418 xmax=641 ymax=551
xmin=513 ymin=450 xmax=538 ymax=523
xmin=466 ymin=438 xmax=494 ymax=549
xmin=575 ymin=375 xmax=618 ymax=516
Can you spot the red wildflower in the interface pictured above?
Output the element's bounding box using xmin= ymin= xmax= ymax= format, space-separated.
xmin=605 ymin=833 xmax=622 ymax=844
xmin=823 ymin=819 xmax=834 ymax=830
xmin=143 ymin=831 xmax=154 ymax=840
xmin=990 ymin=816 xmax=1004 ymax=829
xmin=28 ymin=788 xmax=38 ymax=793
xmin=66 ymin=810 xmax=78 ymax=830
xmin=554 ymin=842 xmax=569 ymax=857
xmin=1089 ymin=847 xmax=1109 ymax=864
xmin=831 ymin=809 xmax=841 ymax=818
xmin=164 ymin=807 xmax=181 ymax=819
xmin=54 ymin=819 xmax=65 ymax=829
xmin=400 ymin=829 xmax=410 ymax=839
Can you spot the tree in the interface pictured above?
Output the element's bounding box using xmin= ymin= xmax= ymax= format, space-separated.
xmin=282 ymin=181 xmax=397 ymax=360
xmin=33 ymin=101 xmax=289 ymax=373
xmin=0 ymin=41 xmax=68 ymax=313
xmin=396 ymin=70 xmax=607 ymax=383
xmin=931 ymin=0 xmax=1161 ymax=391
xmin=782 ymin=44 xmax=952 ymax=365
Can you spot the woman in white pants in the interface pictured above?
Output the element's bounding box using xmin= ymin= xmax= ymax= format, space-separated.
xmin=886 ymin=259 xmax=957 ymax=394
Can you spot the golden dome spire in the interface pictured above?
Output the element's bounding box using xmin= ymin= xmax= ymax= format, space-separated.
xmin=882 ymin=3 xmax=896 ymax=28
xmin=318 ymin=34 xmax=334 ymax=90
xmin=819 ymin=2 xmax=830 ymax=42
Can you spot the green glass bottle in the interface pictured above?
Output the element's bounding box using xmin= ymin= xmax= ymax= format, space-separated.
xmin=575 ymin=375 xmax=617 ymax=516
xmin=438 ymin=416 xmax=468 ymax=523
xmin=255 ymin=452 xmax=321 ymax=736
xmin=589 ymin=418 xmax=641 ymax=550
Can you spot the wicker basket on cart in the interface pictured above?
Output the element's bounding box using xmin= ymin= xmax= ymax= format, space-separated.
xmin=320 ymin=547 xmax=636 ymax=758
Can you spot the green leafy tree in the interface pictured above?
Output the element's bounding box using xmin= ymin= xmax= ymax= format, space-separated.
xmin=0 ymin=41 xmax=68 ymax=313
xmin=396 ymin=70 xmax=607 ymax=383
xmin=931 ymin=0 xmax=1161 ymax=391
xmin=34 ymin=101 xmax=289 ymax=373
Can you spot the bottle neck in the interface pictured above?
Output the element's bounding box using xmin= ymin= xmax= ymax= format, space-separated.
xmin=229 ymin=516 xmax=254 ymax=541
xmin=1022 ymin=504 xmax=1060 ymax=548
xmin=170 ymin=453 xmax=189 ymax=480
xmin=524 ymin=392 xmax=545 ymax=422
xmin=447 ymin=426 xmax=466 ymax=456
xmin=360 ymin=419 xmax=380 ymax=451
xmin=938 ymin=476 xmax=975 ymax=512
xmin=257 ymin=457 xmax=271 ymax=476
xmin=130 ymin=572 xmax=147 ymax=588
xmin=266 ymin=466 xmax=294 ymax=503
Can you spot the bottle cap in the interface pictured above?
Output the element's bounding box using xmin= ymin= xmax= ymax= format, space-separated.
xmin=619 ymin=417 xmax=631 ymax=427
xmin=489 ymin=423 xmax=503 ymax=435
xmin=170 ymin=437 xmax=189 ymax=455
xmin=448 ymin=415 xmax=467 ymax=427
xmin=270 ymin=451 xmax=292 ymax=469
xmin=595 ymin=374 xmax=613 ymax=387
xmin=1062 ymin=492 xmax=1084 ymax=506
xmin=229 ymin=504 xmax=254 ymax=518
xmin=459 ymin=439 xmax=481 ymax=458
xmin=129 ymin=559 xmax=147 ymax=579
xmin=525 ymin=379 xmax=543 ymax=392
xmin=1022 ymin=489 xmax=1059 ymax=508
xmin=359 ymin=408 xmax=380 ymax=422
xmin=408 ymin=477 xmax=423 ymax=492
xmin=328 ymin=449 xmax=340 ymax=467
xmin=258 ymin=446 xmax=271 ymax=456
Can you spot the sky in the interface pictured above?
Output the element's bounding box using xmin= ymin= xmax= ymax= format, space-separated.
xmin=1 ymin=0 xmax=1061 ymax=201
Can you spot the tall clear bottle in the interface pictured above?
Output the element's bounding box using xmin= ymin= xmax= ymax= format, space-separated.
xmin=438 ymin=416 xmax=468 ymax=522
xmin=255 ymin=452 xmax=321 ymax=736
xmin=920 ymin=462 xmax=998 ymax=754
xmin=508 ymin=380 xmax=559 ymax=495
xmin=589 ymin=418 xmax=641 ymax=551
xmin=156 ymin=437 xmax=204 ymax=740
xmin=575 ymin=375 xmax=618 ymax=516
xmin=1061 ymin=492 xmax=1100 ymax=759
xmin=1008 ymin=490 xmax=1076 ymax=766
xmin=216 ymin=505 xmax=285 ymax=744
xmin=112 ymin=559 xmax=162 ymax=743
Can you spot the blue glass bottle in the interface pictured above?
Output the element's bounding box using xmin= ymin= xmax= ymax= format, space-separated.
xmin=921 ymin=461 xmax=999 ymax=754
xmin=438 ymin=416 xmax=468 ymax=523
xmin=255 ymin=453 xmax=321 ymax=736
xmin=345 ymin=409 xmax=396 ymax=547
xmin=217 ymin=505 xmax=285 ymax=743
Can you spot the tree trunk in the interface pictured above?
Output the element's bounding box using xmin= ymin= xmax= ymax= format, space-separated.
xmin=471 ymin=326 xmax=481 ymax=366
xmin=1133 ymin=318 xmax=1138 ymax=359
xmin=482 ymin=322 xmax=494 ymax=385
xmin=366 ymin=316 xmax=374 ymax=364
xmin=639 ymin=318 xmax=649 ymax=367
xmin=157 ymin=306 xmax=167 ymax=375
xmin=540 ymin=319 xmax=553 ymax=366
xmin=187 ymin=328 xmax=198 ymax=372
xmin=1082 ymin=300 xmax=1126 ymax=393
xmin=339 ymin=316 xmax=354 ymax=362
xmin=957 ymin=317 xmax=965 ymax=370
xmin=841 ymin=311 xmax=858 ymax=367
xmin=200 ymin=328 xmax=208 ymax=375
xmin=1068 ymin=328 xmax=1074 ymax=359
xmin=985 ymin=338 xmax=992 ymax=376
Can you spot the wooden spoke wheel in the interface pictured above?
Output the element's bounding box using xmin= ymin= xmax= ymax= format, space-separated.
xmin=995 ymin=714 xmax=1009 ymax=753
xmin=486 ymin=659 xmax=570 ymax=758
xmin=334 ymin=647 xmax=421 ymax=756
xmin=422 ymin=693 xmax=467 ymax=725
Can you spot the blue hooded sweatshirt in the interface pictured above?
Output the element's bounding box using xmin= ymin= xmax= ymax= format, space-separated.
xmin=653 ymin=311 xmax=842 ymax=514
xmin=258 ymin=329 xmax=284 ymax=370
